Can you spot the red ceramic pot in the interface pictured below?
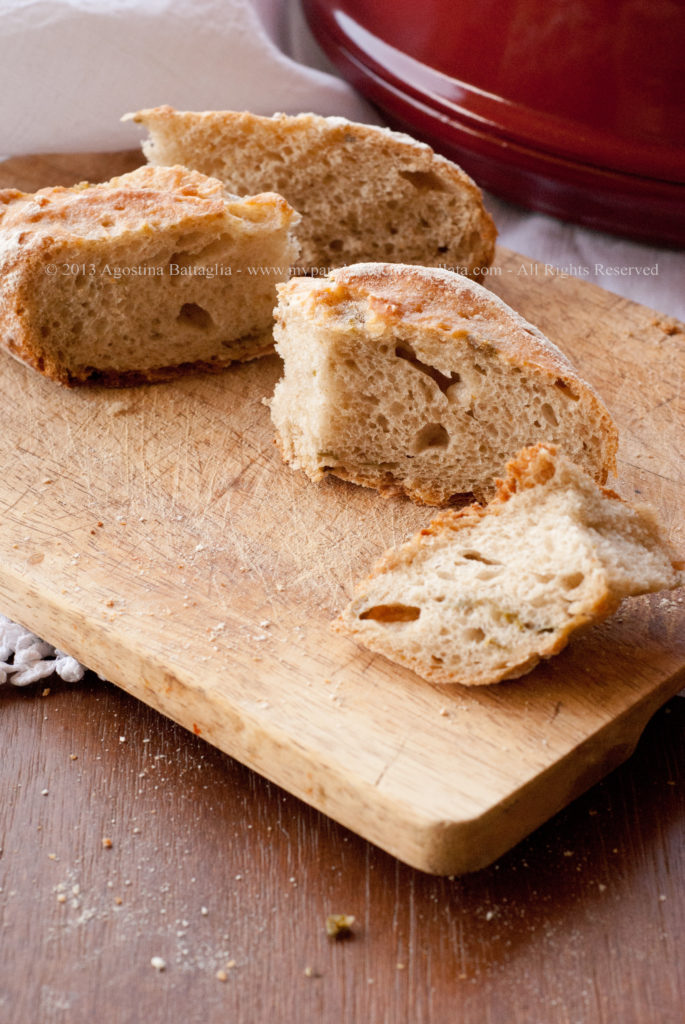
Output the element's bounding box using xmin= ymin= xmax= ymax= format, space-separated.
xmin=303 ymin=0 xmax=685 ymax=245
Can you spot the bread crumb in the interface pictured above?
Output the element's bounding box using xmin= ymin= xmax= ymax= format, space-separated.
xmin=201 ymin=906 xmax=209 ymax=916
xmin=439 ymin=707 xmax=449 ymax=717
xmin=396 ymin=963 xmax=406 ymax=970
xmin=69 ymin=754 xmax=78 ymax=760
xmin=325 ymin=913 xmax=355 ymax=938
xmin=41 ymin=789 xmax=49 ymax=796
xmin=226 ymin=960 xmax=236 ymax=969
xmin=41 ymin=688 xmax=50 ymax=697
xmin=150 ymin=957 xmax=167 ymax=972
xmin=216 ymin=970 xmax=228 ymax=982
xmin=56 ymin=893 xmax=67 ymax=903
xmin=102 ymin=838 xmax=113 ymax=849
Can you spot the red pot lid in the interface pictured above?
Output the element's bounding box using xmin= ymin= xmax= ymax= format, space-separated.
xmin=304 ymin=0 xmax=685 ymax=244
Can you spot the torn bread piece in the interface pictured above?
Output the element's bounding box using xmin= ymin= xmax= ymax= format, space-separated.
xmin=270 ymin=263 xmax=618 ymax=504
xmin=125 ymin=106 xmax=496 ymax=273
xmin=0 ymin=164 xmax=299 ymax=386
xmin=334 ymin=444 xmax=684 ymax=686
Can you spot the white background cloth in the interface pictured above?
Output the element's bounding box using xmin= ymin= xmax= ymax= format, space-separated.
xmin=0 ymin=0 xmax=683 ymax=684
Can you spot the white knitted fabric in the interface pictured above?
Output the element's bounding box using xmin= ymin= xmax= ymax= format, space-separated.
xmin=0 ymin=615 xmax=85 ymax=686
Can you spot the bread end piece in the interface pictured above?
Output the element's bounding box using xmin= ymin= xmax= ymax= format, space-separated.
xmin=0 ymin=164 xmax=299 ymax=386
xmin=334 ymin=444 xmax=683 ymax=686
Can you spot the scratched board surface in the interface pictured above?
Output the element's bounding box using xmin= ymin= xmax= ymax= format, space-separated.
xmin=0 ymin=153 xmax=683 ymax=874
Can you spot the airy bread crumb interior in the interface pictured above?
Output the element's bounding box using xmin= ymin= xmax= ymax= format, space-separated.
xmin=334 ymin=444 xmax=684 ymax=686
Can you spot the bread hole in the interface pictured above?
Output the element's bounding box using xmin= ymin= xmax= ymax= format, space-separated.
xmin=376 ymin=413 xmax=389 ymax=431
xmin=177 ymin=303 xmax=214 ymax=330
xmin=533 ymin=419 xmax=541 ymax=428
xmin=462 ymin=551 xmax=501 ymax=565
xmin=475 ymin=567 xmax=501 ymax=581
xmin=473 ymin=364 xmax=486 ymax=375
xmin=554 ymin=378 xmax=580 ymax=401
xmin=437 ymin=245 xmax=448 ymax=254
xmin=463 ymin=627 xmax=486 ymax=643
xmin=398 ymin=169 xmax=446 ymax=191
xmin=395 ymin=341 xmax=460 ymax=393
xmin=100 ymin=217 xmax=114 ymax=227
xmin=359 ymin=603 xmax=421 ymax=623
xmin=329 ymin=239 xmax=343 ymax=252
xmin=561 ymin=571 xmax=584 ymax=591
xmin=40 ymin=324 xmax=50 ymax=338
xmin=541 ymin=402 xmax=559 ymax=427
xmin=412 ymin=423 xmax=449 ymax=453
xmin=431 ymin=655 xmax=444 ymax=665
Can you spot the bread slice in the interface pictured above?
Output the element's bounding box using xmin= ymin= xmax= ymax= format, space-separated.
xmin=0 ymin=165 xmax=299 ymax=386
xmin=334 ymin=444 xmax=684 ymax=686
xmin=125 ymin=106 xmax=496 ymax=274
xmin=269 ymin=263 xmax=618 ymax=504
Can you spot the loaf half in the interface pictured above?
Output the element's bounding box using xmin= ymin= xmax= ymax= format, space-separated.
xmin=0 ymin=165 xmax=299 ymax=386
xmin=334 ymin=445 xmax=684 ymax=686
xmin=270 ymin=264 xmax=618 ymax=504
xmin=126 ymin=106 xmax=496 ymax=274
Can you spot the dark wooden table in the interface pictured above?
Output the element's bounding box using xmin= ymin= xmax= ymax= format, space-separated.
xmin=0 ymin=151 xmax=683 ymax=1024
xmin=1 ymin=673 xmax=683 ymax=1024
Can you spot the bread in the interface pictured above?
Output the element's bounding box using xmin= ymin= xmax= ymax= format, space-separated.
xmin=125 ymin=106 xmax=496 ymax=274
xmin=0 ymin=164 xmax=299 ymax=386
xmin=269 ymin=263 xmax=618 ymax=504
xmin=334 ymin=444 xmax=684 ymax=686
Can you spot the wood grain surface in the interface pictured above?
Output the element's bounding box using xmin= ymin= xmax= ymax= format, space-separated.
xmin=1 ymin=674 xmax=684 ymax=1024
xmin=0 ymin=151 xmax=683 ymax=1024
xmin=0 ymin=153 xmax=684 ymax=879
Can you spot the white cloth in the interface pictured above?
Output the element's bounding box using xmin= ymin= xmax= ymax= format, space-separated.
xmin=0 ymin=0 xmax=379 ymax=155
xmin=0 ymin=0 xmax=682 ymax=685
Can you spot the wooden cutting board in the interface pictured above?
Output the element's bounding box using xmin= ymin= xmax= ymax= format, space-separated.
xmin=1 ymin=153 xmax=684 ymax=875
